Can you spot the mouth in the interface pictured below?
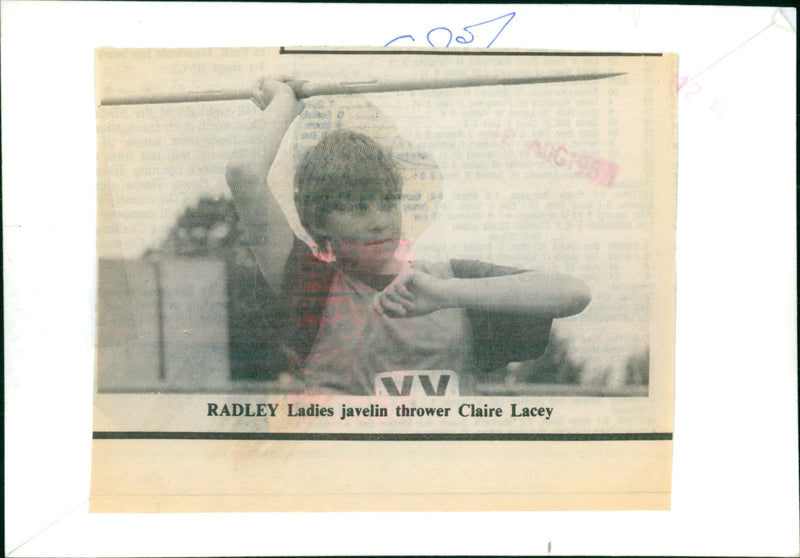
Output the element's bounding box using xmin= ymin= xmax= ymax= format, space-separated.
xmin=336 ymin=238 xmax=400 ymax=262
xmin=361 ymin=238 xmax=395 ymax=246
xmin=337 ymin=236 xmax=398 ymax=247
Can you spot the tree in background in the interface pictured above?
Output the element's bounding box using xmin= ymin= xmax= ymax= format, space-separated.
xmin=510 ymin=330 xmax=586 ymax=384
xmin=158 ymin=197 xmax=240 ymax=258
xmin=624 ymin=346 xmax=650 ymax=385
xmin=488 ymin=329 xmax=586 ymax=386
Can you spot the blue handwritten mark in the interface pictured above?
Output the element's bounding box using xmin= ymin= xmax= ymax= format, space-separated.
xmin=385 ymin=12 xmax=516 ymax=48
xmin=427 ymin=27 xmax=453 ymax=48
xmin=386 ymin=34 xmax=415 ymax=46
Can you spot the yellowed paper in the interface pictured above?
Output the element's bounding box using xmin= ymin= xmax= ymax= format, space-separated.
xmin=92 ymin=47 xmax=676 ymax=512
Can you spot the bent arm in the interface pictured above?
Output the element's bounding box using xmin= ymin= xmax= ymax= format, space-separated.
xmin=377 ymin=266 xmax=591 ymax=319
xmin=225 ymin=79 xmax=304 ymax=293
xmin=441 ymin=271 xmax=591 ymax=318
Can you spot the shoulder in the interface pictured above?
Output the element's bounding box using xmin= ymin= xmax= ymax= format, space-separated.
xmin=284 ymin=238 xmax=334 ymax=291
xmin=283 ymin=238 xmax=335 ymax=362
xmin=448 ymin=259 xmax=550 ymax=371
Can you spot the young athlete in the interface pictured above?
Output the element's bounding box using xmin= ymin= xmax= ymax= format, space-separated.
xmin=226 ymin=77 xmax=591 ymax=395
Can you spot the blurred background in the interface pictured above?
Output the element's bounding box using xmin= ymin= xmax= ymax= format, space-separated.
xmin=96 ymin=49 xmax=655 ymax=395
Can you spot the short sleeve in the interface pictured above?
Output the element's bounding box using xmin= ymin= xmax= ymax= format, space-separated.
xmin=450 ymin=259 xmax=553 ymax=372
xmin=284 ymin=238 xmax=334 ymax=362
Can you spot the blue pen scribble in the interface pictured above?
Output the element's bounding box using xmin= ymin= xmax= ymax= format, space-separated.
xmin=385 ymin=34 xmax=415 ymax=47
xmin=456 ymin=12 xmax=516 ymax=47
xmin=427 ymin=27 xmax=453 ymax=48
xmin=384 ymin=12 xmax=516 ymax=49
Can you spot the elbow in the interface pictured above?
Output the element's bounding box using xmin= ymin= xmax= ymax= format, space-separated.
xmin=574 ymin=281 xmax=592 ymax=314
xmin=225 ymin=161 xmax=250 ymax=188
xmin=569 ymin=280 xmax=592 ymax=316
xmin=225 ymin=161 xmax=266 ymax=196
xmin=556 ymin=278 xmax=591 ymax=318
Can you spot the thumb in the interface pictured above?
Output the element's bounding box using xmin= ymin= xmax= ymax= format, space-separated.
xmin=250 ymin=77 xmax=271 ymax=110
xmin=250 ymin=76 xmax=297 ymax=110
xmin=394 ymin=262 xmax=415 ymax=286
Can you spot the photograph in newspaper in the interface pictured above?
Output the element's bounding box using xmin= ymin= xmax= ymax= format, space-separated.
xmin=92 ymin=48 xmax=676 ymax=512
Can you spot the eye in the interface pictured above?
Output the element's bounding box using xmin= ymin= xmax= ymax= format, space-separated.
xmin=379 ymin=195 xmax=399 ymax=211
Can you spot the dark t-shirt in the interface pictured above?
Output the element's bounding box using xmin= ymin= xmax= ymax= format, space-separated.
xmin=282 ymin=239 xmax=552 ymax=376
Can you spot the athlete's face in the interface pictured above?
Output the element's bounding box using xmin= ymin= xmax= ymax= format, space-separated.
xmin=315 ymin=194 xmax=402 ymax=273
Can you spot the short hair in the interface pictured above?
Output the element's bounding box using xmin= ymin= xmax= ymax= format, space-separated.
xmin=294 ymin=130 xmax=402 ymax=234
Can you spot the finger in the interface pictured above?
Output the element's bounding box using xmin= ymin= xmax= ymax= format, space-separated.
xmin=251 ymin=95 xmax=268 ymax=110
xmin=259 ymin=76 xmax=298 ymax=90
xmin=387 ymin=267 xmax=413 ymax=293
xmin=384 ymin=289 xmax=414 ymax=310
xmin=372 ymin=294 xmax=385 ymax=315
xmin=393 ymin=281 xmax=415 ymax=300
xmin=381 ymin=296 xmax=406 ymax=316
xmin=378 ymin=294 xmax=407 ymax=317
xmin=251 ymin=79 xmax=270 ymax=110
xmin=252 ymin=77 xmax=292 ymax=110
xmin=252 ymin=76 xmax=267 ymax=95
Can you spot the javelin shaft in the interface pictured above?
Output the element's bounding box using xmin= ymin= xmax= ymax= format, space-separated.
xmin=99 ymin=73 xmax=624 ymax=106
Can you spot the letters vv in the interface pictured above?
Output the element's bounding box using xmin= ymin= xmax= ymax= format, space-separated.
xmin=380 ymin=374 xmax=450 ymax=396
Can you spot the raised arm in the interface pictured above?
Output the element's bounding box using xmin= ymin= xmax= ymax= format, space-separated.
xmin=225 ymin=78 xmax=304 ymax=293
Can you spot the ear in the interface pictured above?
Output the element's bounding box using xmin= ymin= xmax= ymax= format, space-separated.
xmin=306 ymin=223 xmax=331 ymax=246
xmin=306 ymin=225 xmax=332 ymax=250
xmin=307 ymin=226 xmax=334 ymax=261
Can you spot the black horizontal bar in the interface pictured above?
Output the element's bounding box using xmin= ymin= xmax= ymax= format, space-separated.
xmin=279 ymin=47 xmax=663 ymax=57
xmin=94 ymin=431 xmax=672 ymax=441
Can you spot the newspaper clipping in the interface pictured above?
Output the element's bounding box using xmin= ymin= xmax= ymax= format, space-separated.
xmin=92 ymin=47 xmax=676 ymax=512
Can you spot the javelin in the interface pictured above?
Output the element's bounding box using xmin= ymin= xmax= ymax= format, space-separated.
xmin=99 ymin=73 xmax=625 ymax=106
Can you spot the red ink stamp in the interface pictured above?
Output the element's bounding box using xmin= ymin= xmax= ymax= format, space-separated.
xmin=494 ymin=125 xmax=621 ymax=188
xmin=527 ymin=140 xmax=621 ymax=189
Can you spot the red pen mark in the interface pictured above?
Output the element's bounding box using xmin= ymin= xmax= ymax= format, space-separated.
xmin=683 ymin=82 xmax=702 ymax=101
xmin=493 ymin=125 xmax=518 ymax=147
xmin=672 ymin=75 xmax=727 ymax=119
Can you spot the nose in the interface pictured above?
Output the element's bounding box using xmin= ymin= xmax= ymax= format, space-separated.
xmin=365 ymin=204 xmax=395 ymax=236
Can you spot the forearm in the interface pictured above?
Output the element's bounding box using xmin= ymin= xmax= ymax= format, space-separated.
xmin=440 ymin=271 xmax=591 ymax=318
xmin=226 ymin=93 xmax=302 ymax=185
xmin=237 ymin=186 xmax=296 ymax=292
xmin=225 ymin=85 xmax=303 ymax=291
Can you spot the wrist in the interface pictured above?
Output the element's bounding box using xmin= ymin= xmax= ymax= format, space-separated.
xmin=435 ymin=277 xmax=462 ymax=310
xmin=270 ymin=91 xmax=303 ymax=118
